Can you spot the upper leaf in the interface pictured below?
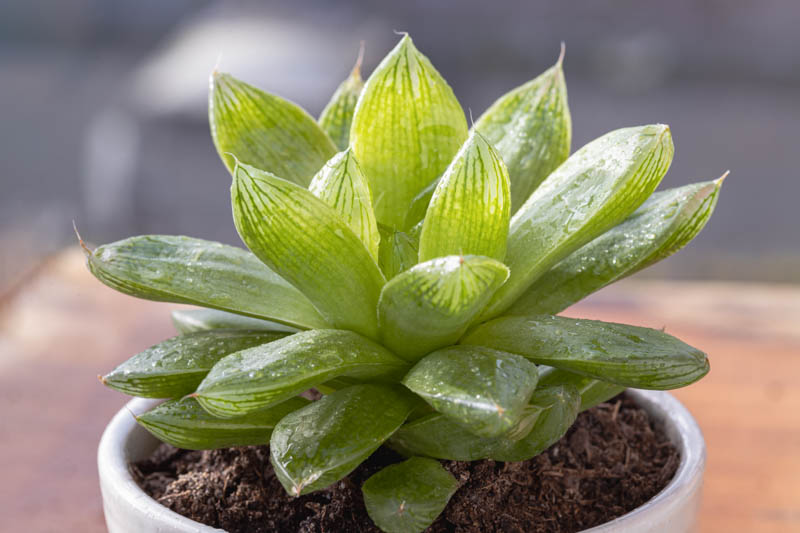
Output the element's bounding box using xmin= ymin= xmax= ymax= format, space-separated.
xmin=209 ymin=72 xmax=336 ymax=186
xmin=85 ymin=236 xmax=328 ymax=330
xmin=481 ymin=124 xmax=674 ymax=319
xmin=309 ymin=149 xmax=381 ymax=261
xmin=350 ymin=35 xmax=469 ymax=229
xmin=418 ymin=131 xmax=511 ymax=262
xmin=136 ymin=396 xmax=308 ymax=450
xmin=318 ymin=51 xmax=365 ymax=151
xmin=474 ymin=50 xmax=571 ymax=213
xmin=378 ymin=255 xmax=509 ymax=361
xmin=194 ymin=329 xmax=408 ymax=418
xmin=508 ymin=178 xmax=724 ymax=315
xmin=270 ymin=384 xmax=417 ymax=495
xmin=231 ymin=161 xmax=386 ymax=338
xmin=171 ymin=308 xmax=298 ymax=334
xmin=402 ymin=345 xmax=539 ymax=438
xmin=362 ymin=457 xmax=459 ymax=533
xmin=102 ymin=329 xmax=286 ymax=398
xmin=463 ymin=315 xmax=709 ymax=389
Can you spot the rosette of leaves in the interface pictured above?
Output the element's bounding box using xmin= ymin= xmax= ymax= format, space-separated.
xmin=88 ymin=35 xmax=724 ymax=533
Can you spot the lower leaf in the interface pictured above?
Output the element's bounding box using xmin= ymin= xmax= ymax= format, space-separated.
xmin=538 ymin=365 xmax=625 ymax=412
xmin=171 ymin=309 xmax=299 ymax=334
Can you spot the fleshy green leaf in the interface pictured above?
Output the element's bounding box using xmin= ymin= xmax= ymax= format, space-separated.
xmin=318 ymin=50 xmax=365 ymax=151
xmin=378 ymin=256 xmax=509 ymax=361
xmin=136 ymin=396 xmax=308 ymax=450
xmin=463 ymin=315 xmax=709 ymax=389
xmin=403 ymin=346 xmax=539 ymax=438
xmin=404 ymin=176 xmax=440 ymax=229
xmin=85 ymin=236 xmax=328 ymax=330
xmin=509 ymin=177 xmax=724 ymax=316
xmin=102 ymin=329 xmax=286 ymax=399
xmin=362 ymin=457 xmax=459 ymax=533
xmin=231 ymin=161 xmax=385 ymax=339
xmin=209 ymin=72 xmax=336 ymax=186
xmin=474 ymin=50 xmax=571 ymax=213
xmin=270 ymin=384 xmax=417 ymax=495
xmin=195 ymin=330 xmax=408 ymax=417
xmin=377 ymin=224 xmax=419 ymax=280
xmin=171 ymin=309 xmax=298 ymax=334
xmin=537 ymin=366 xmax=625 ymax=412
xmin=308 ymin=149 xmax=380 ymax=260
xmin=388 ymin=385 xmax=577 ymax=461
xmin=488 ymin=384 xmax=581 ymax=461
xmin=481 ymin=125 xmax=674 ymax=319
xmin=350 ymin=34 xmax=468 ymax=229
xmin=418 ymin=131 xmax=511 ymax=262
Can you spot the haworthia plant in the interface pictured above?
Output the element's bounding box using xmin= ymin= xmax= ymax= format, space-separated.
xmin=85 ymin=235 xmax=328 ymax=330
xmin=318 ymin=46 xmax=365 ymax=150
xmin=474 ymin=47 xmax=571 ymax=214
xmin=378 ymin=255 xmax=508 ymax=361
xmin=91 ymin=33 xmax=724 ymax=533
xmin=351 ymin=35 xmax=468 ymax=229
xmin=209 ymin=72 xmax=336 ymax=185
xmin=508 ymin=177 xmax=724 ymax=316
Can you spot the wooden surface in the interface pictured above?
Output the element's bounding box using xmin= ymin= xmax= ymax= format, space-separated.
xmin=1 ymin=248 xmax=799 ymax=532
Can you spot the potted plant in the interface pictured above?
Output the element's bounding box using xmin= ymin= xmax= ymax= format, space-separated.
xmin=90 ymin=34 xmax=723 ymax=533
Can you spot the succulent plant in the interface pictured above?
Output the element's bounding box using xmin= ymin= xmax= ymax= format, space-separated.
xmin=88 ymin=34 xmax=724 ymax=533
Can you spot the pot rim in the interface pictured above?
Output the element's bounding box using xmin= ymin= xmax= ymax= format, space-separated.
xmin=98 ymin=389 xmax=705 ymax=532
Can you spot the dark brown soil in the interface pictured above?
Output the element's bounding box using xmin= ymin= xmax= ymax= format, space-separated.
xmin=133 ymin=393 xmax=679 ymax=533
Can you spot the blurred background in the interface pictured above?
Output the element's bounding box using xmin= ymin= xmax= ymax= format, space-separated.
xmin=1 ymin=0 xmax=798 ymax=296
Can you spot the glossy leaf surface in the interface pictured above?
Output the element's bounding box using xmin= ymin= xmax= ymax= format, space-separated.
xmin=308 ymin=149 xmax=380 ymax=260
xmin=171 ymin=308 xmax=298 ymax=334
xmin=351 ymin=35 xmax=468 ymax=229
xmin=231 ymin=161 xmax=385 ymax=338
xmin=377 ymin=224 xmax=419 ymax=280
xmin=195 ymin=330 xmax=408 ymax=417
xmin=464 ymin=315 xmax=709 ymax=389
xmin=270 ymin=384 xmax=417 ymax=495
xmin=418 ymin=131 xmax=511 ymax=262
xmin=86 ymin=236 xmax=329 ymax=330
xmin=136 ymin=396 xmax=308 ymax=450
xmin=362 ymin=457 xmax=458 ymax=533
xmin=537 ymin=366 xmax=625 ymax=412
xmin=102 ymin=329 xmax=285 ymax=398
xmin=509 ymin=178 xmax=723 ymax=316
xmin=378 ymin=256 xmax=509 ymax=361
xmin=210 ymin=72 xmax=335 ymax=185
xmin=482 ymin=125 xmax=674 ymax=319
xmin=403 ymin=346 xmax=539 ymax=438
xmin=318 ymin=53 xmax=364 ymax=150
xmin=474 ymin=53 xmax=571 ymax=213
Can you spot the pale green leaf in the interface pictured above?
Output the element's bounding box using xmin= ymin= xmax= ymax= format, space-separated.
xmin=102 ymin=329 xmax=286 ymax=399
xmin=509 ymin=177 xmax=724 ymax=316
xmin=377 ymin=224 xmax=419 ymax=280
xmin=309 ymin=149 xmax=380 ymax=260
xmin=378 ymin=255 xmax=509 ymax=361
xmin=403 ymin=346 xmax=539 ymax=438
xmin=362 ymin=457 xmax=459 ymax=533
xmin=231 ymin=161 xmax=385 ymax=338
xmin=351 ymin=35 xmax=468 ymax=229
xmin=270 ymin=384 xmax=417 ymax=495
xmin=136 ymin=396 xmax=308 ymax=450
xmin=481 ymin=125 xmax=674 ymax=319
xmin=418 ymin=131 xmax=511 ymax=262
xmin=85 ymin=236 xmax=328 ymax=330
xmin=318 ymin=51 xmax=365 ymax=150
xmin=474 ymin=51 xmax=571 ymax=213
xmin=463 ymin=315 xmax=709 ymax=389
xmin=194 ymin=329 xmax=408 ymax=417
xmin=209 ymin=72 xmax=336 ymax=186
xmin=171 ymin=308 xmax=298 ymax=334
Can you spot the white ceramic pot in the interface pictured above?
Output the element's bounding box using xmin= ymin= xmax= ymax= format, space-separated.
xmin=98 ymin=389 xmax=705 ymax=533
